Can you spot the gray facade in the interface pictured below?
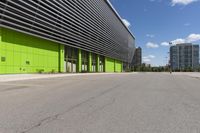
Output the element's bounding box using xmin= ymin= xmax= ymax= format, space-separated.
xmin=170 ymin=43 xmax=199 ymax=70
xmin=0 ymin=0 xmax=135 ymax=63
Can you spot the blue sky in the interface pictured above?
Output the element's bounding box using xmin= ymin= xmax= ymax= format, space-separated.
xmin=109 ymin=0 xmax=200 ymax=66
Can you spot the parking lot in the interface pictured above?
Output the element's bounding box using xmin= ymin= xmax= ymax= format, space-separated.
xmin=0 ymin=73 xmax=200 ymax=133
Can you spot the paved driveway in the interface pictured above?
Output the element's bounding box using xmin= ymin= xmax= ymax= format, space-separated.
xmin=0 ymin=73 xmax=200 ymax=133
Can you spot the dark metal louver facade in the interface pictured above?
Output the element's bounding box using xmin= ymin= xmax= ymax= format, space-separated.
xmin=0 ymin=0 xmax=135 ymax=63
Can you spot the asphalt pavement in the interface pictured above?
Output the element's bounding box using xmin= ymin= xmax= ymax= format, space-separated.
xmin=0 ymin=73 xmax=200 ymax=133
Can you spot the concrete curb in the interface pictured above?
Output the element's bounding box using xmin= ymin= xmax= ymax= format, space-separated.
xmin=0 ymin=72 xmax=137 ymax=82
xmin=170 ymin=72 xmax=200 ymax=78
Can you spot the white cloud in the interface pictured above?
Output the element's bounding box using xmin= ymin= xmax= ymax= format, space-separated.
xmin=161 ymin=42 xmax=170 ymax=46
xmin=146 ymin=42 xmax=159 ymax=48
xmin=171 ymin=38 xmax=186 ymax=44
xmin=171 ymin=0 xmax=198 ymax=6
xmin=143 ymin=55 xmax=155 ymax=59
xmin=170 ymin=33 xmax=200 ymax=45
xmin=122 ymin=19 xmax=131 ymax=27
xmin=184 ymin=23 xmax=191 ymax=26
xmin=143 ymin=58 xmax=151 ymax=62
xmin=146 ymin=34 xmax=155 ymax=38
xmin=149 ymin=55 xmax=156 ymax=58
xmin=143 ymin=55 xmax=156 ymax=63
xmin=186 ymin=34 xmax=200 ymax=42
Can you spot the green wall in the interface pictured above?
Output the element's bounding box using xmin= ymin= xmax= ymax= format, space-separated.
xmin=115 ymin=60 xmax=122 ymax=72
xmin=96 ymin=55 xmax=100 ymax=72
xmin=105 ymin=57 xmax=122 ymax=73
xmin=89 ymin=52 xmax=92 ymax=72
xmin=0 ymin=28 xmax=64 ymax=74
xmin=59 ymin=44 xmax=64 ymax=73
xmin=78 ymin=49 xmax=82 ymax=73
xmin=0 ymin=28 xmax=2 ymax=42
xmin=0 ymin=27 xmax=123 ymax=74
xmin=105 ymin=57 xmax=115 ymax=72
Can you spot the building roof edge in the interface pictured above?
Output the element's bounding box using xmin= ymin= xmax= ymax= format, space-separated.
xmin=105 ymin=0 xmax=136 ymax=39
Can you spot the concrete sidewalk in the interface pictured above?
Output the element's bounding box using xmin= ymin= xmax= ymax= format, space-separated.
xmin=0 ymin=73 xmax=135 ymax=82
xmin=2 ymin=72 xmax=199 ymax=82
xmin=172 ymin=72 xmax=200 ymax=78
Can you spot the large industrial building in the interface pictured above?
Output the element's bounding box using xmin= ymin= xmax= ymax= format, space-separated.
xmin=0 ymin=0 xmax=135 ymax=74
xmin=170 ymin=43 xmax=199 ymax=70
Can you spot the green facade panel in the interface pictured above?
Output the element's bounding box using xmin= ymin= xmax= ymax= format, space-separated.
xmin=104 ymin=57 xmax=123 ymax=73
xmin=0 ymin=28 xmax=2 ymax=42
xmin=0 ymin=28 xmax=64 ymax=74
xmin=59 ymin=44 xmax=64 ymax=73
xmin=115 ymin=60 xmax=122 ymax=72
xmin=89 ymin=52 xmax=92 ymax=72
xmin=96 ymin=55 xmax=100 ymax=72
xmin=78 ymin=49 xmax=82 ymax=73
xmin=105 ymin=57 xmax=115 ymax=72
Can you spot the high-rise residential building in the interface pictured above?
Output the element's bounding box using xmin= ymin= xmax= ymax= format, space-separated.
xmin=0 ymin=0 xmax=135 ymax=74
xmin=132 ymin=47 xmax=142 ymax=67
xmin=170 ymin=43 xmax=199 ymax=70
